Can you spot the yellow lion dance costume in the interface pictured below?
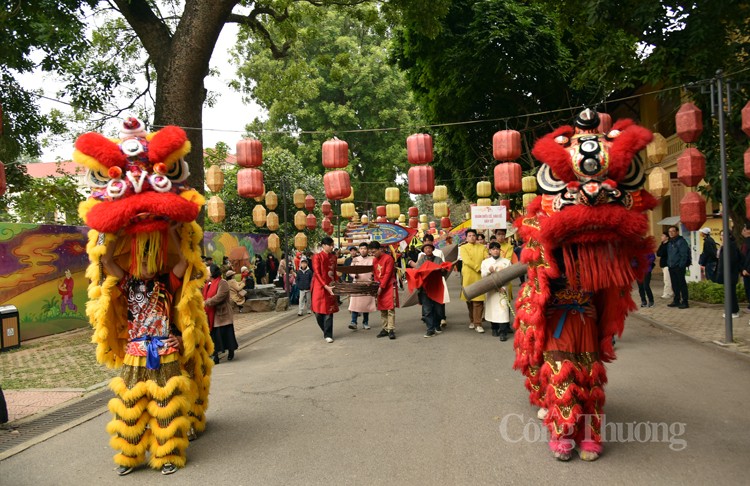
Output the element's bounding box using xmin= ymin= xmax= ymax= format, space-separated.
xmin=74 ymin=118 xmax=213 ymax=474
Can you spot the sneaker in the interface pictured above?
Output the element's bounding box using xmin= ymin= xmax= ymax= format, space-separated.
xmin=469 ymin=323 xmax=475 ymax=329
xmin=161 ymin=463 xmax=177 ymax=475
xmin=678 ymin=303 xmax=689 ymax=309
xmin=667 ymin=302 xmax=679 ymax=307
xmin=424 ymin=330 xmax=436 ymax=338
xmin=440 ymin=319 xmax=447 ymax=328
xmin=363 ymin=324 xmax=371 ymax=330
xmin=722 ymin=313 xmax=740 ymax=318
xmin=640 ymin=302 xmax=647 ymax=308
xmin=499 ymin=332 xmax=508 ymax=342
xmin=491 ymin=329 xmax=499 ymax=337
xmin=476 ymin=326 xmax=485 ymax=333
xmin=647 ymin=302 xmax=654 ymax=308
xmin=537 ymin=408 xmax=548 ymax=420
xmin=377 ymin=329 xmax=389 ymax=338
xmin=433 ymin=328 xmax=442 ymax=334
xmin=348 ymin=323 xmax=357 ymax=330
xmin=116 ymin=465 xmax=134 ymax=476
xmin=388 ymin=330 xmax=396 ymax=340
xmin=325 ymin=337 xmax=334 ymax=343
xmin=297 ymin=312 xmax=302 ymax=316
xmin=307 ymin=311 xmax=312 ymax=314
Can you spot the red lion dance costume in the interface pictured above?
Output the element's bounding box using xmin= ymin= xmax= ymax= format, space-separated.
xmin=513 ymin=109 xmax=656 ymax=461
xmin=73 ymin=118 xmax=213 ymax=472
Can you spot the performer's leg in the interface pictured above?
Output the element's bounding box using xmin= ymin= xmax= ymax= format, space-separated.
xmin=146 ymin=375 xmax=193 ymax=470
xmin=540 ymin=356 xmax=582 ymax=461
xmin=322 ymin=314 xmax=333 ymax=339
xmin=315 ymin=313 xmax=326 ymax=335
xmin=107 ymin=378 xmax=151 ymax=469
xmin=576 ymin=360 xmax=607 ymax=461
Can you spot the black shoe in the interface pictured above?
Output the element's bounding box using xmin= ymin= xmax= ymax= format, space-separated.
xmin=647 ymin=302 xmax=654 ymax=308
xmin=388 ymin=330 xmax=396 ymax=340
xmin=212 ymin=355 xmax=220 ymax=365
xmin=227 ymin=350 xmax=234 ymax=361
xmin=491 ymin=329 xmax=499 ymax=337
xmin=424 ymin=330 xmax=436 ymax=338
xmin=500 ymin=332 xmax=508 ymax=342
xmin=376 ymin=330 xmax=389 ymax=338
xmin=116 ymin=465 xmax=134 ymax=476
xmin=667 ymin=302 xmax=679 ymax=307
xmin=348 ymin=323 xmax=357 ymax=330
xmin=641 ymin=302 xmax=647 ymax=308
xmin=678 ymin=303 xmax=689 ymax=309
xmin=433 ymin=327 xmax=442 ymax=335
xmin=161 ymin=463 xmax=177 ymax=475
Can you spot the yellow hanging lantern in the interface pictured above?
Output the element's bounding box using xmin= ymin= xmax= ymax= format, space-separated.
xmin=420 ymin=222 xmax=428 ymax=231
xmin=294 ymin=233 xmax=308 ymax=251
xmin=342 ymin=186 xmax=355 ymax=202
xmin=266 ymin=212 xmax=279 ymax=231
xmin=293 ymin=188 xmax=306 ymax=208
xmin=419 ymin=214 xmax=428 ymax=223
xmin=465 ymin=212 xmax=470 ymax=221
xmin=477 ymin=198 xmax=492 ymax=206
xmin=647 ymin=133 xmax=668 ymax=165
xmin=361 ymin=214 xmax=369 ymax=224
xmin=386 ymin=204 xmax=400 ymax=220
xmin=352 ymin=211 xmax=359 ymax=222
xmin=477 ymin=180 xmax=492 ymax=198
xmin=341 ymin=202 xmax=355 ymax=218
xmin=252 ymin=204 xmax=267 ymax=227
xmin=433 ymin=185 xmax=448 ymax=202
xmin=294 ymin=210 xmax=306 ymax=230
xmin=207 ymin=195 xmax=225 ymax=223
xmin=522 ymin=193 xmax=536 ymax=207
xmin=265 ymin=191 xmax=278 ymax=210
xmin=253 ymin=183 xmax=266 ymax=203
xmin=433 ymin=202 xmax=448 ymax=218
xmin=385 ymin=187 xmax=400 ymax=203
xmin=522 ymin=176 xmax=537 ymax=193
xmin=206 ymin=165 xmax=224 ymax=193
xmin=647 ymin=167 xmax=670 ymax=198
xmin=267 ymin=233 xmax=280 ymax=253
xmin=398 ymin=214 xmax=406 ymax=223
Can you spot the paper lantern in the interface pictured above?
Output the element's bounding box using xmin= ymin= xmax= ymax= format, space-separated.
xmin=522 ymin=176 xmax=537 ymax=193
xmin=746 ymin=193 xmax=750 ymax=220
xmin=266 ymin=212 xmax=279 ymax=231
xmin=419 ymin=214 xmax=428 ymax=223
xmin=408 ymin=206 xmax=419 ymax=218
xmin=341 ymin=202 xmax=355 ymax=219
xmin=386 ymin=204 xmax=400 ymax=220
xmin=409 ymin=217 xmax=418 ymax=229
xmin=322 ymin=217 xmax=334 ymax=235
xmin=407 ymin=133 xmax=434 ymax=164
xmin=647 ymin=133 xmax=668 ymax=165
xmin=385 ymin=187 xmax=400 ymax=203
xmin=398 ymin=214 xmax=406 ymax=223
xmin=598 ymin=112 xmax=612 ymax=134
xmin=252 ymin=204 xmax=267 ymax=227
xmin=420 ymin=222 xmax=428 ymax=231
xmin=207 ymin=196 xmax=225 ymax=223
xmin=236 ymin=138 xmax=263 ymax=167
xmin=680 ymin=191 xmax=707 ymax=231
xmin=293 ymin=188 xmax=306 ymax=208
xmin=376 ymin=205 xmax=386 ymax=217
xmin=376 ymin=216 xmax=387 ymax=223
xmin=306 ymin=213 xmax=317 ymax=231
xmin=0 ymin=161 xmax=7 ymax=197
xmin=321 ymin=200 xmax=332 ymax=216
xmin=677 ymin=148 xmax=706 ymax=187
xmin=352 ymin=211 xmax=359 ymax=222
xmin=744 ymin=147 xmax=750 ymax=179
xmin=342 ymin=186 xmax=355 ymax=202
xmin=429 ymin=221 xmax=436 ymax=228
xmin=477 ymin=180 xmax=492 ymax=198
xmin=477 ymin=198 xmax=492 ymax=206
xmin=494 ymin=162 xmax=522 ymax=193
xmin=237 ymin=168 xmax=264 ymax=198
xmin=206 ymin=165 xmax=224 ymax=192
xmin=253 ymin=184 xmax=266 ymax=202
xmin=267 ymin=233 xmax=280 ymax=253
xmin=294 ymin=210 xmax=306 ymax=230
xmin=742 ymin=101 xmax=750 ymax=137
xmin=322 ymin=138 xmax=349 ymax=168
xmin=441 ymin=217 xmax=452 ymax=229
xmin=646 ymin=167 xmax=670 ymax=198
xmin=434 ymin=202 xmax=448 ymax=217
xmin=323 ymin=170 xmax=352 ymax=200
xmin=265 ymin=191 xmax=278 ymax=210
xmin=408 ymin=165 xmax=435 ymax=195
xmin=305 ymin=194 xmax=316 ymax=212
xmin=493 ymin=130 xmax=522 ymax=161
xmin=522 ymin=193 xmax=536 ymax=208
xmin=294 ymin=232 xmax=308 ymax=251
xmin=676 ymin=102 xmax=703 ymax=143
xmin=433 ymin=185 xmax=448 ymax=202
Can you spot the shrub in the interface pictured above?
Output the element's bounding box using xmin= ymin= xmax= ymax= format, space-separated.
xmin=687 ymin=281 xmax=747 ymax=304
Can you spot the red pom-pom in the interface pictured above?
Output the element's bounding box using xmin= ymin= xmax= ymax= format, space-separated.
xmin=153 ymin=163 xmax=167 ymax=175
xmin=108 ymin=166 xmax=122 ymax=179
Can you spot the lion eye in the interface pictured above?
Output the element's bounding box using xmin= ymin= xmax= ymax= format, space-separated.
xmin=87 ymin=169 xmax=110 ymax=188
xmin=165 ymin=158 xmax=190 ymax=183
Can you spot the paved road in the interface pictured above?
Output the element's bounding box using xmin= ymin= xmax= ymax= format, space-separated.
xmin=1 ymin=282 xmax=749 ymax=485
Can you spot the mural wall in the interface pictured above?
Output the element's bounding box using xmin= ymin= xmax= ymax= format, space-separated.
xmin=0 ymin=223 xmax=267 ymax=342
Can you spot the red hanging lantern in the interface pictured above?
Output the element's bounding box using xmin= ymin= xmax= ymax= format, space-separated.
xmin=441 ymin=216 xmax=451 ymax=229
xmin=0 ymin=161 xmax=6 ymax=197
xmin=407 ymin=133 xmax=434 ymax=164
xmin=236 ymin=139 xmax=263 ymax=168
xmin=322 ymin=138 xmax=349 ymax=168
xmin=375 ymin=216 xmax=387 ymax=223
xmin=598 ymin=112 xmax=612 ymax=134
xmin=408 ymin=206 xmax=419 ymax=218
xmin=305 ymin=213 xmax=317 ymax=231
xmin=745 ymin=147 xmax=750 ymax=179
xmin=498 ymin=199 xmax=511 ymax=215
xmin=305 ymin=194 xmax=316 ymax=212
xmin=409 ymin=217 xmax=418 ymax=229
xmin=323 ymin=170 xmax=352 ymax=200
xmin=680 ymin=191 xmax=706 ymax=231
xmin=408 ymin=165 xmax=435 ymax=194
xmin=322 ymin=217 xmax=334 ymax=235
xmin=742 ymin=101 xmax=750 ymax=138
xmin=237 ymin=168 xmax=264 ymax=198
xmin=493 ymin=130 xmax=522 ymax=161
xmin=494 ymin=162 xmax=522 ymax=193
xmin=376 ymin=205 xmax=386 ymax=217
xmin=677 ymin=148 xmax=706 ymax=187
xmin=676 ymin=102 xmax=703 ymax=143
xmin=321 ymin=200 xmax=332 ymax=216
xmin=746 ymin=193 xmax=750 ymax=220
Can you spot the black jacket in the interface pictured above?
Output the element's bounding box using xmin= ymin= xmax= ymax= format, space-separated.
xmin=296 ymin=268 xmax=313 ymax=290
xmin=656 ymin=241 xmax=669 ymax=268
xmin=715 ymin=235 xmax=741 ymax=285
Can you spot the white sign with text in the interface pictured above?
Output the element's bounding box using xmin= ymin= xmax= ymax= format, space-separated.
xmin=471 ymin=205 xmax=506 ymax=230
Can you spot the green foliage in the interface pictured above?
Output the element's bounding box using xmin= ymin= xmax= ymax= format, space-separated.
xmin=234 ymin=3 xmax=424 ymax=210
xmin=688 ymin=280 xmax=747 ymax=305
xmin=3 ymin=166 xmax=85 ymax=225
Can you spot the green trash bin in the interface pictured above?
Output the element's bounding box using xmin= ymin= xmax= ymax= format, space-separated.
xmin=0 ymin=305 xmax=20 ymax=352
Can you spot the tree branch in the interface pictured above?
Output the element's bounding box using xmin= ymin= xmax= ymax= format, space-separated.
xmin=112 ymin=0 xmax=173 ymax=71
xmin=227 ymin=7 xmax=292 ymax=59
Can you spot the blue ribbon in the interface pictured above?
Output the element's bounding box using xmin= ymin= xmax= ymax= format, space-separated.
xmin=550 ymin=303 xmax=587 ymax=339
xmin=132 ymin=336 xmax=166 ymax=370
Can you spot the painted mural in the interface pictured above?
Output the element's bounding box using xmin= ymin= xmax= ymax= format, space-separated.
xmin=0 ymin=223 xmax=268 ymax=342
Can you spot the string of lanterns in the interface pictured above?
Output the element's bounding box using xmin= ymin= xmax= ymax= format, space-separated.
xmin=674 ymin=102 xmax=706 ymax=231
